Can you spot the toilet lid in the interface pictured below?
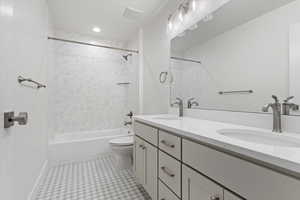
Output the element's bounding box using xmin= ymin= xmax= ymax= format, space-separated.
xmin=110 ymin=136 xmax=133 ymax=146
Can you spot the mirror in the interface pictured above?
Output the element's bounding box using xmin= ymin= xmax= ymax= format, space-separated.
xmin=170 ymin=0 xmax=300 ymax=114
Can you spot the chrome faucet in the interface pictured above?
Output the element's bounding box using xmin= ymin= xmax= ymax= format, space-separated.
xmin=187 ymin=98 xmax=199 ymax=109
xmin=282 ymin=96 xmax=299 ymax=115
xmin=262 ymin=95 xmax=282 ymax=133
xmin=172 ymin=98 xmax=183 ymax=117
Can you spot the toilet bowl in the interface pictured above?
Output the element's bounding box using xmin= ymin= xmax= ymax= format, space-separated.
xmin=109 ymin=136 xmax=134 ymax=169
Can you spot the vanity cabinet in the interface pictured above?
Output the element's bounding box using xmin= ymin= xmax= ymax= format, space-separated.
xmin=134 ymin=135 xmax=157 ymax=200
xmin=134 ymin=120 xmax=300 ymax=200
xmin=133 ymin=123 xmax=158 ymax=200
xmin=158 ymin=130 xmax=181 ymax=160
xmin=182 ymin=139 xmax=300 ymax=200
xmin=144 ymin=141 xmax=158 ymax=199
xmin=182 ymin=164 xmax=223 ymax=200
xmin=158 ymin=151 xmax=181 ymax=197
xmin=159 ymin=180 xmax=180 ymax=200
xmin=134 ymin=136 xmax=145 ymax=184
xmin=134 ymin=122 xmax=158 ymax=146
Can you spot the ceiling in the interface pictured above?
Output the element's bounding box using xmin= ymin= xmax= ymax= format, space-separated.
xmin=47 ymin=0 xmax=169 ymax=42
xmin=172 ymin=0 xmax=296 ymax=52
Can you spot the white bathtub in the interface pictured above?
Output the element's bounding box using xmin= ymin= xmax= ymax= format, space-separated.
xmin=49 ymin=128 xmax=131 ymax=162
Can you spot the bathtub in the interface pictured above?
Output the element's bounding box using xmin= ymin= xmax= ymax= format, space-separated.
xmin=49 ymin=128 xmax=132 ymax=162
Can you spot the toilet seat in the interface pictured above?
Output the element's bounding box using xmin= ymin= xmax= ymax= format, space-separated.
xmin=109 ymin=136 xmax=133 ymax=146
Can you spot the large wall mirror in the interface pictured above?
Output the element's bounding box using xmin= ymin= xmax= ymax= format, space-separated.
xmin=170 ymin=0 xmax=300 ymax=115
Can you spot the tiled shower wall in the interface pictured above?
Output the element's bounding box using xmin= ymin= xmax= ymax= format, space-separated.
xmin=48 ymin=32 xmax=138 ymax=136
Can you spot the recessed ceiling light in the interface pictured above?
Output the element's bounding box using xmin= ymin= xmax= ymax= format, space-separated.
xmin=0 ymin=5 xmax=14 ymax=16
xmin=92 ymin=27 xmax=101 ymax=33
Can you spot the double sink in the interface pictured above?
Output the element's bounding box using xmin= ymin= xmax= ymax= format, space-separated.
xmin=152 ymin=116 xmax=300 ymax=148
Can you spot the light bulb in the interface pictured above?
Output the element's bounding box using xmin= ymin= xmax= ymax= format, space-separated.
xmin=178 ymin=11 xmax=184 ymax=22
xmin=168 ymin=20 xmax=173 ymax=30
xmin=92 ymin=27 xmax=101 ymax=33
xmin=192 ymin=0 xmax=197 ymax=11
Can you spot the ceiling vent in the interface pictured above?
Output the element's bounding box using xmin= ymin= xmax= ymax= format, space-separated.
xmin=123 ymin=7 xmax=144 ymax=20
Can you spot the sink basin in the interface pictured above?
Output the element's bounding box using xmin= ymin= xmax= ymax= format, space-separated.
xmin=152 ymin=116 xmax=179 ymax=120
xmin=217 ymin=129 xmax=300 ymax=148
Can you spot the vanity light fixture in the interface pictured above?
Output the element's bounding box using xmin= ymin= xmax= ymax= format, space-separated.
xmin=92 ymin=26 xmax=101 ymax=33
xmin=178 ymin=3 xmax=189 ymax=22
xmin=168 ymin=15 xmax=173 ymax=30
xmin=178 ymin=9 xmax=184 ymax=22
xmin=168 ymin=0 xmax=231 ymax=37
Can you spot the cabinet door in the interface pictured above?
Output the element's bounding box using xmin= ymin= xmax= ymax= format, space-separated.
xmin=134 ymin=136 xmax=145 ymax=185
xmin=144 ymin=142 xmax=158 ymax=200
xmin=224 ymin=191 xmax=243 ymax=200
xmin=182 ymin=165 xmax=223 ymax=200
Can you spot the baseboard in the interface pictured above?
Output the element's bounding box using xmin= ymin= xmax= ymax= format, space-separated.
xmin=27 ymin=160 xmax=49 ymax=200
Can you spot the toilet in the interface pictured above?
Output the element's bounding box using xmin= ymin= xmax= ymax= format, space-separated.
xmin=109 ymin=136 xmax=134 ymax=169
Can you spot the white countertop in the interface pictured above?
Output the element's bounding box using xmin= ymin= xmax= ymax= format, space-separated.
xmin=133 ymin=114 xmax=300 ymax=178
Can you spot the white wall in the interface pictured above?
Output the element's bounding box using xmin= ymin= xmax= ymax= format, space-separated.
xmin=136 ymin=0 xmax=182 ymax=114
xmin=48 ymin=31 xmax=138 ymax=136
xmin=125 ymin=32 xmax=141 ymax=115
xmin=290 ymin=22 xmax=300 ymax=108
xmin=0 ymin=0 xmax=50 ymax=199
xmin=171 ymin=0 xmax=300 ymax=113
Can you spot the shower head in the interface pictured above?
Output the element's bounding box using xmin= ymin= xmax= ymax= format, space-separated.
xmin=122 ymin=53 xmax=133 ymax=61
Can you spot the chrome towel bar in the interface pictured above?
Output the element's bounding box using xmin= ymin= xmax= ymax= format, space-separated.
xmin=18 ymin=76 xmax=46 ymax=89
xmin=116 ymin=82 xmax=131 ymax=85
xmin=219 ymin=90 xmax=253 ymax=95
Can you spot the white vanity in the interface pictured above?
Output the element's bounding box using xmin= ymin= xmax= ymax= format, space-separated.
xmin=133 ymin=115 xmax=300 ymax=200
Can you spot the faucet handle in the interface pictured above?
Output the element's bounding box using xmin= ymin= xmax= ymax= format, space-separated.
xmin=187 ymin=98 xmax=195 ymax=102
xmin=284 ymin=96 xmax=294 ymax=103
xmin=292 ymin=104 xmax=299 ymax=111
xmin=272 ymin=95 xmax=279 ymax=103
xmin=126 ymin=111 xmax=133 ymax=118
xmin=176 ymin=97 xmax=183 ymax=103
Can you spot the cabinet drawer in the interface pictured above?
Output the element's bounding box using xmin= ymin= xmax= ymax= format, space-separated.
xmin=159 ymin=130 xmax=181 ymax=160
xmin=159 ymin=151 xmax=181 ymax=197
xmin=159 ymin=180 xmax=180 ymax=200
xmin=134 ymin=122 xmax=158 ymax=146
xmin=182 ymin=139 xmax=300 ymax=200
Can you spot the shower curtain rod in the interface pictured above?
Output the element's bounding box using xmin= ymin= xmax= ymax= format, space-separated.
xmin=170 ymin=56 xmax=202 ymax=64
xmin=48 ymin=37 xmax=139 ymax=54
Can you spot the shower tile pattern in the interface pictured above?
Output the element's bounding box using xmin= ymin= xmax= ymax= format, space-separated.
xmin=48 ymin=32 xmax=139 ymax=136
xmin=35 ymin=154 xmax=150 ymax=200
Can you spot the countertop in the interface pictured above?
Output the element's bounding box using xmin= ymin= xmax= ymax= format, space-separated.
xmin=133 ymin=114 xmax=300 ymax=179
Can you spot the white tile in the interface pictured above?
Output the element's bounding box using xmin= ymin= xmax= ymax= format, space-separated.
xmin=34 ymin=154 xmax=150 ymax=200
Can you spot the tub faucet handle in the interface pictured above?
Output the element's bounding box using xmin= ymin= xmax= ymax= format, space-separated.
xmin=4 ymin=111 xmax=28 ymax=128
xmin=124 ymin=121 xmax=132 ymax=126
xmin=126 ymin=111 xmax=133 ymax=118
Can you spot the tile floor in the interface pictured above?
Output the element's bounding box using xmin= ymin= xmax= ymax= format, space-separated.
xmin=35 ymin=154 xmax=151 ymax=200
